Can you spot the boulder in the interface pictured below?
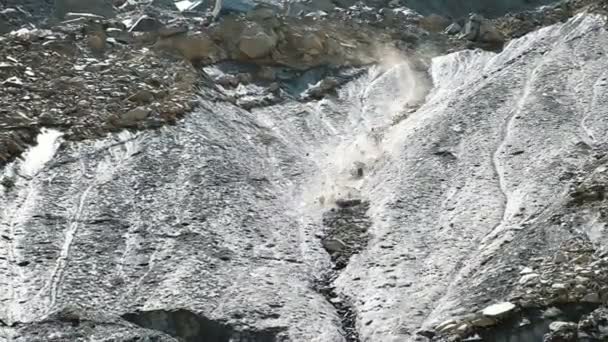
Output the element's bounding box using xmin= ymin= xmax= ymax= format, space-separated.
xmin=461 ymin=13 xmax=483 ymax=40
xmin=155 ymin=33 xmax=224 ymax=63
xmin=549 ymin=321 xmax=577 ymax=332
xmin=322 ymin=238 xmax=347 ymax=253
xmin=481 ymin=302 xmax=516 ymax=317
xmin=119 ymin=107 xmax=150 ymax=127
xmin=299 ymin=33 xmax=325 ymax=55
xmin=581 ymin=292 xmax=601 ymax=303
xmin=478 ymin=20 xmax=504 ymax=44
xmin=238 ymin=22 xmax=278 ymax=59
xmin=307 ymin=77 xmax=339 ymax=99
xmin=419 ymin=14 xmax=450 ymax=32
xmin=54 ymin=0 xmax=114 ymax=19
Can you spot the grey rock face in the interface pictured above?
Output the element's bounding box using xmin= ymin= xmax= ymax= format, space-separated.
xmin=1 ymin=12 xmax=608 ymax=342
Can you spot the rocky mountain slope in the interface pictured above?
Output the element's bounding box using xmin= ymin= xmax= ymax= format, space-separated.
xmin=2 ymin=1 xmax=608 ymax=342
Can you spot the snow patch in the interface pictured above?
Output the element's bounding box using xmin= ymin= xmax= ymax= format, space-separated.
xmin=19 ymin=128 xmax=63 ymax=177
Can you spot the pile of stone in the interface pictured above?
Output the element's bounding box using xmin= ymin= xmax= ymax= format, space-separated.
xmin=0 ymin=0 xmax=394 ymax=166
xmin=427 ymin=237 xmax=608 ymax=341
xmin=510 ymin=238 xmax=607 ymax=308
xmin=0 ymin=21 xmax=200 ymax=165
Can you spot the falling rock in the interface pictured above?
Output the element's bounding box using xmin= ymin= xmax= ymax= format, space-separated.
xmin=238 ymin=22 xmax=278 ymax=59
xmin=322 ymin=238 xmax=347 ymax=253
xmin=54 ymin=0 xmax=115 ymax=19
xmin=335 ymin=198 xmax=362 ymax=208
xmin=482 ymin=302 xmax=516 ymax=318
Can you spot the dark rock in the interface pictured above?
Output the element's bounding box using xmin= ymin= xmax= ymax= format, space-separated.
xmin=335 ymin=198 xmax=362 ymax=208
xmin=129 ymin=16 xmax=164 ymax=32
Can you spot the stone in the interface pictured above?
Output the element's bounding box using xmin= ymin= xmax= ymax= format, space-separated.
xmin=574 ymin=284 xmax=588 ymax=294
xmin=455 ymin=323 xmax=469 ymax=335
xmin=155 ymin=34 xmax=223 ymax=63
xmin=299 ymin=33 xmax=325 ymax=55
xmin=419 ymin=14 xmax=450 ymax=32
xmin=581 ymin=292 xmax=601 ymax=303
xmin=54 ymin=0 xmax=115 ymax=19
xmin=129 ymin=16 xmax=163 ymax=32
xmin=238 ymin=23 xmax=278 ymax=59
xmin=520 ymin=267 xmax=534 ymax=274
xmin=471 ymin=316 xmax=496 ymax=327
xmin=478 ymin=21 xmax=504 ymax=44
xmin=482 ymin=302 xmax=516 ymax=317
xmin=120 ymin=107 xmax=150 ymax=126
xmin=2 ymin=76 xmax=23 ymax=88
xmin=554 ymin=252 xmax=568 ymax=263
xmin=549 ymin=321 xmax=577 ymax=332
xmin=322 ymin=238 xmax=347 ymax=253
xmin=552 ymin=283 xmax=568 ymax=292
xmin=257 ymin=67 xmax=276 ymax=81
xmin=445 ymin=22 xmax=462 ymax=35
xmin=543 ymin=307 xmax=563 ymax=318
xmin=307 ymin=77 xmax=339 ymax=99
xmin=519 ymin=273 xmax=539 ymax=285
xmin=436 ymin=319 xmax=457 ymax=332
xmin=127 ymin=90 xmax=155 ymax=104
xmin=335 ymin=198 xmax=362 ymax=208
xmin=216 ymin=74 xmax=240 ymax=88
xmin=246 ymin=6 xmax=279 ymax=21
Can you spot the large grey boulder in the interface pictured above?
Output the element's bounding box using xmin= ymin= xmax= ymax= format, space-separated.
xmin=54 ymin=0 xmax=114 ymax=19
xmin=238 ymin=22 xmax=278 ymax=59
